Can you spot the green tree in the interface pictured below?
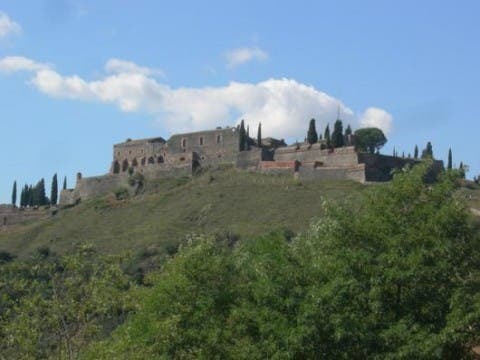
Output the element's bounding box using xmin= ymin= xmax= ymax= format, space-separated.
xmin=447 ymin=148 xmax=453 ymax=170
xmin=63 ymin=176 xmax=67 ymax=190
xmin=331 ymin=119 xmax=344 ymax=148
xmin=257 ymin=122 xmax=262 ymax=147
xmin=414 ymin=144 xmax=419 ymax=159
xmin=354 ymin=127 xmax=387 ymax=154
xmin=421 ymin=141 xmax=434 ymax=159
xmin=11 ymin=181 xmax=17 ymax=207
xmin=239 ymin=119 xmax=247 ymax=151
xmin=344 ymin=124 xmax=352 ymax=145
xmin=307 ymin=118 xmax=318 ymax=144
xmin=51 ymin=173 xmax=58 ymax=205
xmin=324 ymin=123 xmax=331 ymax=147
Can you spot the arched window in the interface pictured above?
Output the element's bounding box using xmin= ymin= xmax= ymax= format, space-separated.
xmin=112 ymin=161 xmax=120 ymax=174
xmin=122 ymin=159 xmax=129 ymax=172
xmin=141 ymin=157 xmax=146 ymax=166
xmin=199 ymin=137 xmax=204 ymax=146
xmin=132 ymin=158 xmax=138 ymax=167
xmin=157 ymin=155 xmax=164 ymax=163
xmin=216 ymin=134 xmax=222 ymax=143
xmin=181 ymin=138 xmax=187 ymax=148
xmin=148 ymin=157 xmax=155 ymax=164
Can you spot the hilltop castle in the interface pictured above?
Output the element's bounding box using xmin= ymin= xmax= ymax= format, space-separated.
xmin=59 ymin=125 xmax=443 ymax=206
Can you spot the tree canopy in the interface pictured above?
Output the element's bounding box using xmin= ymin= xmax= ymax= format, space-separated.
xmin=354 ymin=127 xmax=387 ymax=153
xmin=307 ymin=118 xmax=318 ymax=144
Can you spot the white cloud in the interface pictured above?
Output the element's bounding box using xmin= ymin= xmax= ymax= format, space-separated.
xmin=225 ymin=46 xmax=268 ymax=68
xmin=105 ymin=58 xmax=164 ymax=77
xmin=359 ymin=107 xmax=393 ymax=135
xmin=0 ymin=55 xmax=393 ymax=140
xmin=0 ymin=56 xmax=50 ymax=73
xmin=0 ymin=11 xmax=21 ymax=38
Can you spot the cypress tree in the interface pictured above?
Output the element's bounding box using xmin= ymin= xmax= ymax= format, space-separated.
xmin=447 ymin=148 xmax=452 ymax=170
xmin=344 ymin=124 xmax=352 ymax=145
xmin=63 ymin=176 xmax=67 ymax=190
xmin=20 ymin=187 xmax=25 ymax=207
xmin=331 ymin=119 xmax=344 ymax=148
xmin=257 ymin=122 xmax=262 ymax=147
xmin=28 ymin=185 xmax=34 ymax=207
xmin=239 ymin=119 xmax=246 ymax=151
xmin=414 ymin=145 xmax=419 ymax=159
xmin=421 ymin=142 xmax=433 ymax=159
xmin=11 ymin=181 xmax=17 ymax=207
xmin=324 ymin=124 xmax=331 ymax=147
xmin=393 ymin=147 xmax=396 ymax=157
xmin=307 ymin=119 xmax=318 ymax=144
xmin=51 ymin=173 xmax=58 ymax=205
xmin=459 ymin=161 xmax=465 ymax=178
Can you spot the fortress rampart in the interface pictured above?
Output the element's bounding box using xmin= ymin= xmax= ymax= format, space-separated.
xmin=59 ymin=126 xmax=444 ymax=207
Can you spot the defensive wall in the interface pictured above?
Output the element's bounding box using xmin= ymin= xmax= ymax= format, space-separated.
xmin=0 ymin=204 xmax=52 ymax=228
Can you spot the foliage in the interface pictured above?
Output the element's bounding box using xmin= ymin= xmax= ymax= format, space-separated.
xmin=344 ymin=124 xmax=352 ymax=145
xmin=85 ymin=164 xmax=480 ymax=359
xmin=51 ymin=173 xmax=58 ymax=205
xmin=239 ymin=119 xmax=247 ymax=151
xmin=307 ymin=118 xmax=318 ymax=144
xmin=0 ymin=245 xmax=136 ymax=359
xmin=324 ymin=123 xmax=331 ymax=147
xmin=257 ymin=122 xmax=262 ymax=147
xmin=354 ymin=127 xmax=387 ymax=154
xmin=11 ymin=180 xmax=16 ymax=207
xmin=421 ymin=141 xmax=434 ymax=159
xmin=448 ymin=148 xmax=453 ymax=170
xmin=331 ymin=119 xmax=344 ymax=148
xmin=414 ymin=144 xmax=419 ymax=159
xmin=63 ymin=176 xmax=68 ymax=190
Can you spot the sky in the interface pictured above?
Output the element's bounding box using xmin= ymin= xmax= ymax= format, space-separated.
xmin=0 ymin=0 xmax=479 ymax=204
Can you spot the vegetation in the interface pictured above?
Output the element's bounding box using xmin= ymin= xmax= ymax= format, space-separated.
xmin=239 ymin=119 xmax=247 ymax=151
xmin=51 ymin=173 xmax=58 ymax=205
xmin=354 ymin=127 xmax=387 ymax=154
xmin=11 ymin=180 xmax=16 ymax=207
xmin=422 ymin=141 xmax=434 ymax=159
xmin=307 ymin=118 xmax=318 ymax=144
xmin=414 ymin=144 xmax=419 ymax=159
xmin=331 ymin=119 xmax=344 ymax=148
xmin=257 ymin=122 xmax=262 ymax=147
xmin=448 ymin=148 xmax=453 ymax=170
xmin=324 ymin=123 xmax=331 ymax=148
xmin=80 ymin=164 xmax=479 ymax=358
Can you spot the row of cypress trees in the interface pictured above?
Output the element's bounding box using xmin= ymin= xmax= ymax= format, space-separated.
xmin=307 ymin=118 xmax=352 ymax=147
xmin=11 ymin=174 xmax=67 ymax=207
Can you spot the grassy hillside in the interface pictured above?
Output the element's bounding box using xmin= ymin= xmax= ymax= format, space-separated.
xmin=0 ymin=167 xmax=366 ymax=259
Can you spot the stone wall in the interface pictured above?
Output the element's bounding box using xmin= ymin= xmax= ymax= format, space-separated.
xmin=236 ymin=148 xmax=264 ymax=170
xmin=0 ymin=205 xmax=50 ymax=227
xmin=112 ymin=137 xmax=167 ymax=174
xmin=168 ymin=127 xmax=240 ymax=165
xmin=298 ymin=164 xmax=366 ymax=183
xmin=275 ymin=145 xmax=359 ymax=167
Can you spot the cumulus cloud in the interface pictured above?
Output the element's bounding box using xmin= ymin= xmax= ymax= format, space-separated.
xmin=0 ymin=55 xmax=393 ymax=139
xmin=0 ymin=56 xmax=50 ymax=73
xmin=359 ymin=107 xmax=393 ymax=135
xmin=0 ymin=11 xmax=21 ymax=38
xmin=225 ymin=46 xmax=268 ymax=68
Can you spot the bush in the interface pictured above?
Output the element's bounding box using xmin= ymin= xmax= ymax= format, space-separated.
xmin=114 ymin=187 xmax=130 ymax=200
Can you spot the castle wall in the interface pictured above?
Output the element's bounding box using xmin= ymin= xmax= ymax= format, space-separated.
xmin=112 ymin=138 xmax=167 ymax=174
xmin=236 ymin=148 xmax=264 ymax=170
xmin=274 ymin=145 xmax=359 ymax=167
xmin=298 ymin=164 xmax=366 ymax=183
xmin=168 ymin=128 xmax=240 ymax=165
xmin=0 ymin=205 xmax=50 ymax=227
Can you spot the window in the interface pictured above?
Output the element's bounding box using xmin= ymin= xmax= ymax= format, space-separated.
xmin=181 ymin=138 xmax=187 ymax=148
xmin=199 ymin=137 xmax=204 ymax=146
xmin=216 ymin=134 xmax=222 ymax=143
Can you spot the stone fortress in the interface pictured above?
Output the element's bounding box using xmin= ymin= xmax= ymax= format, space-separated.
xmin=59 ymin=124 xmax=443 ymax=206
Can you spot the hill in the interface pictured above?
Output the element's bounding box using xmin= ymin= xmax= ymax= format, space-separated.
xmin=0 ymin=166 xmax=366 ymax=260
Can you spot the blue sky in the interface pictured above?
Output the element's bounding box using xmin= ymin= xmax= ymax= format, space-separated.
xmin=0 ymin=0 xmax=479 ymax=204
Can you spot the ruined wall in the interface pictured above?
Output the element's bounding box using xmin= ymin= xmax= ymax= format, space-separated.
xmin=236 ymin=148 xmax=264 ymax=170
xmin=274 ymin=145 xmax=359 ymax=167
xmin=168 ymin=128 xmax=240 ymax=165
xmin=0 ymin=205 xmax=50 ymax=227
xmin=298 ymin=164 xmax=366 ymax=183
xmin=112 ymin=137 xmax=167 ymax=174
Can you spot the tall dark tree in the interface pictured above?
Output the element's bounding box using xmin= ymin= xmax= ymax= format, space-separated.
xmin=324 ymin=124 xmax=331 ymax=147
xmin=33 ymin=179 xmax=47 ymax=206
xmin=421 ymin=142 xmax=434 ymax=159
xmin=28 ymin=185 xmax=34 ymax=207
xmin=239 ymin=119 xmax=247 ymax=151
xmin=307 ymin=119 xmax=318 ymax=144
xmin=414 ymin=145 xmax=419 ymax=159
xmin=50 ymin=174 xmax=58 ymax=206
xmin=393 ymin=147 xmax=396 ymax=157
xmin=344 ymin=124 xmax=352 ymax=145
xmin=257 ymin=123 xmax=262 ymax=147
xmin=447 ymin=148 xmax=452 ymax=170
xmin=11 ymin=181 xmax=17 ymax=207
xmin=331 ymin=119 xmax=344 ymax=148
xmin=63 ymin=176 xmax=67 ymax=190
